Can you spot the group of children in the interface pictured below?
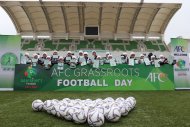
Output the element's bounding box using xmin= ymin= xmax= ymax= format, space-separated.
xmin=20 ymin=50 xmax=173 ymax=70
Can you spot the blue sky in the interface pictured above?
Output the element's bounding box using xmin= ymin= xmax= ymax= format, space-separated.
xmin=0 ymin=0 xmax=190 ymax=44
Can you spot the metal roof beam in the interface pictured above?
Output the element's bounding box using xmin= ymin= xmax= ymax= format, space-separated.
xmin=60 ymin=3 xmax=69 ymax=33
xmin=129 ymin=1 xmax=144 ymax=34
xmin=114 ymin=3 xmax=122 ymax=33
xmin=160 ymin=8 xmax=180 ymax=34
xmin=77 ymin=3 xmax=84 ymax=33
xmin=20 ymin=3 xmax=36 ymax=33
xmin=98 ymin=3 xmax=103 ymax=34
xmin=39 ymin=0 xmax=53 ymax=33
xmin=145 ymin=4 xmax=161 ymax=34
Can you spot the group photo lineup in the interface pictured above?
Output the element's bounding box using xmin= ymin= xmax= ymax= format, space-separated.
xmin=0 ymin=0 xmax=190 ymax=127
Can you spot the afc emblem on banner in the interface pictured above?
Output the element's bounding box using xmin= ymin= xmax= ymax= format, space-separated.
xmin=174 ymin=46 xmax=185 ymax=52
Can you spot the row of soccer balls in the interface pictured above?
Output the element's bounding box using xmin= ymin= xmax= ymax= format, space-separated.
xmin=32 ymin=97 xmax=136 ymax=127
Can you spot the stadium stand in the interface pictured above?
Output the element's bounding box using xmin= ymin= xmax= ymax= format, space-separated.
xmin=21 ymin=39 xmax=168 ymax=52
xmin=43 ymin=40 xmax=57 ymax=50
xmin=93 ymin=41 xmax=105 ymax=50
xmin=21 ymin=39 xmax=38 ymax=50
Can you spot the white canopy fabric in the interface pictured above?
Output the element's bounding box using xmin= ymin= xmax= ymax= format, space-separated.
xmin=0 ymin=1 xmax=181 ymax=38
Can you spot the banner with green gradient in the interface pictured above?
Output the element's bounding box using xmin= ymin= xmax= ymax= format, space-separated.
xmin=0 ymin=35 xmax=21 ymax=89
xmin=14 ymin=64 xmax=174 ymax=91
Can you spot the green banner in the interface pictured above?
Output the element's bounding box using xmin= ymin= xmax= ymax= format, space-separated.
xmin=0 ymin=35 xmax=21 ymax=89
xmin=14 ymin=64 xmax=174 ymax=91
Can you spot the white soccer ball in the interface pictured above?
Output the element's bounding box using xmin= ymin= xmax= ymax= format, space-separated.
xmin=50 ymin=106 xmax=57 ymax=116
xmin=58 ymin=105 xmax=67 ymax=119
xmin=96 ymin=105 xmax=104 ymax=114
xmin=81 ymin=106 xmax=89 ymax=118
xmin=101 ymin=103 xmax=111 ymax=116
xmin=127 ymin=97 xmax=136 ymax=106
xmin=74 ymin=99 xmax=81 ymax=102
xmin=32 ymin=99 xmax=44 ymax=111
xmin=54 ymin=104 xmax=61 ymax=118
xmin=116 ymin=101 xmax=129 ymax=116
xmin=104 ymin=97 xmax=115 ymax=103
xmin=43 ymin=100 xmax=54 ymax=114
xmin=95 ymin=99 xmax=103 ymax=106
xmin=87 ymin=108 xmax=105 ymax=127
xmin=64 ymin=107 xmax=77 ymax=121
xmin=105 ymin=106 xmax=121 ymax=122
xmin=72 ymin=108 xmax=87 ymax=124
xmin=51 ymin=99 xmax=59 ymax=105
xmin=62 ymin=98 xmax=71 ymax=103
xmin=125 ymin=97 xmax=136 ymax=110
xmin=115 ymin=97 xmax=125 ymax=103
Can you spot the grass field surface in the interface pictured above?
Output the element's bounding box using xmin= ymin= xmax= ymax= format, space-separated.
xmin=0 ymin=91 xmax=190 ymax=127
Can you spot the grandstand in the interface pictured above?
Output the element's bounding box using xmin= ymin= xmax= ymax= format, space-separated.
xmin=21 ymin=39 xmax=168 ymax=52
xmin=0 ymin=1 xmax=181 ymax=53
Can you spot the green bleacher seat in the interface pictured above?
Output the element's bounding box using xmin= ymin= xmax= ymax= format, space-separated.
xmin=77 ymin=40 xmax=88 ymax=49
xmin=159 ymin=45 xmax=166 ymax=51
xmin=109 ymin=40 xmax=123 ymax=43
xmin=144 ymin=41 xmax=159 ymax=51
xmin=87 ymin=39 xmax=94 ymax=42
xmin=126 ymin=41 xmax=138 ymax=50
xmin=20 ymin=38 xmax=167 ymax=52
xmin=44 ymin=40 xmax=57 ymax=50
xmin=57 ymin=44 xmax=70 ymax=51
xmin=22 ymin=40 xmax=38 ymax=50
xmin=112 ymin=45 xmax=125 ymax=51
xmin=88 ymin=43 xmax=94 ymax=49
xmin=60 ymin=39 xmax=73 ymax=43
xmin=93 ymin=41 xmax=105 ymax=50
xmin=157 ymin=40 xmax=163 ymax=43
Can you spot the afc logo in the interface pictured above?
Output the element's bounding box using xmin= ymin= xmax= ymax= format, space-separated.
xmin=174 ymin=46 xmax=185 ymax=52
xmin=146 ymin=73 xmax=167 ymax=82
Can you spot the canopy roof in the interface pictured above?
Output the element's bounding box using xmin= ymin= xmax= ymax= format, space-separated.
xmin=0 ymin=1 xmax=181 ymax=39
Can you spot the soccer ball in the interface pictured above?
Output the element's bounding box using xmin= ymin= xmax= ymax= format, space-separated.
xmin=51 ymin=99 xmax=59 ymax=105
xmin=125 ymin=97 xmax=136 ymax=110
xmin=54 ymin=104 xmax=61 ymax=117
xmin=105 ymin=106 xmax=121 ymax=122
xmin=101 ymin=103 xmax=111 ymax=115
xmin=50 ymin=104 xmax=58 ymax=116
xmin=127 ymin=97 xmax=136 ymax=106
xmin=32 ymin=99 xmax=44 ymax=111
xmin=115 ymin=97 xmax=125 ymax=103
xmin=72 ymin=108 xmax=87 ymax=124
xmin=87 ymin=108 xmax=104 ymax=127
xmin=64 ymin=107 xmax=77 ymax=121
xmin=58 ymin=105 xmax=67 ymax=119
xmin=43 ymin=100 xmax=54 ymax=114
xmin=81 ymin=106 xmax=89 ymax=118
xmin=96 ymin=105 xmax=104 ymax=114
xmin=104 ymin=97 xmax=115 ymax=103
xmin=116 ymin=101 xmax=129 ymax=116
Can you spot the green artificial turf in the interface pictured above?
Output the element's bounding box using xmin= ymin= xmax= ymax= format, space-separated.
xmin=0 ymin=91 xmax=190 ymax=127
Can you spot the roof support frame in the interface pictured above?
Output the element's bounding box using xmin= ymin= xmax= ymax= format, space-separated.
xmin=114 ymin=3 xmax=122 ymax=33
xmin=0 ymin=1 xmax=181 ymax=38
xmin=129 ymin=1 xmax=144 ymax=34
xmin=39 ymin=0 xmax=53 ymax=33
xmin=160 ymin=8 xmax=179 ymax=34
xmin=77 ymin=3 xmax=84 ymax=33
xmin=98 ymin=3 xmax=103 ymax=34
xmin=20 ymin=3 xmax=36 ymax=33
xmin=145 ymin=4 xmax=161 ymax=34
xmin=60 ymin=3 xmax=69 ymax=33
